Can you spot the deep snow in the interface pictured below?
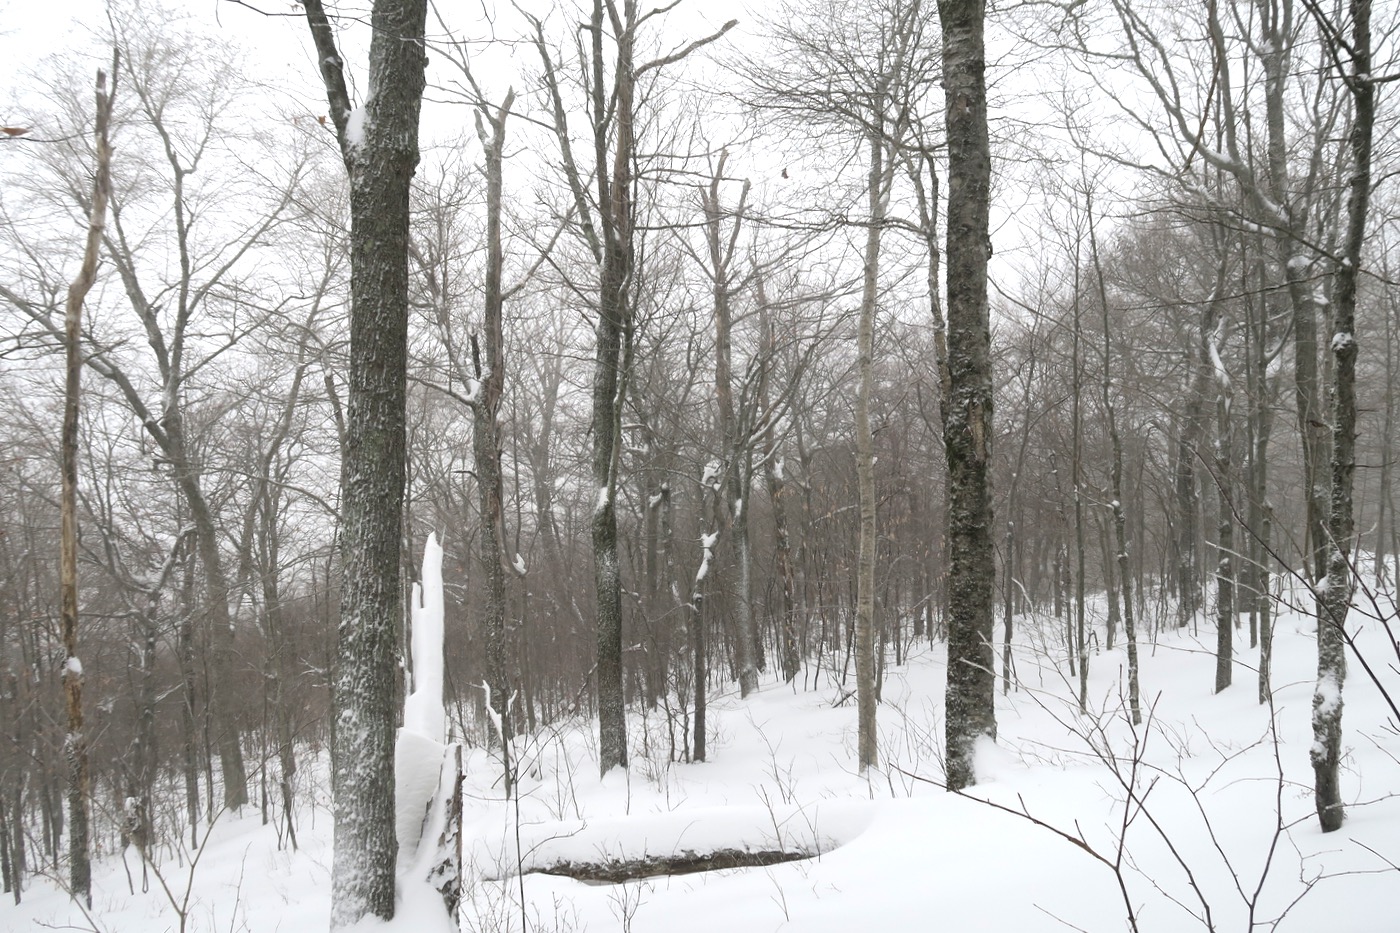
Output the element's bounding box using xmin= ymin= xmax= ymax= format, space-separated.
xmin=4 ymin=584 xmax=1398 ymax=933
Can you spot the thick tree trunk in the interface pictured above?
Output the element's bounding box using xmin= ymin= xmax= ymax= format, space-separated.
xmin=303 ymin=0 xmax=428 ymax=925
xmin=938 ymin=0 xmax=996 ymax=792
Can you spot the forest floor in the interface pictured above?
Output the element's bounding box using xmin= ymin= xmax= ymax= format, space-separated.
xmin=5 ymin=582 xmax=1399 ymax=932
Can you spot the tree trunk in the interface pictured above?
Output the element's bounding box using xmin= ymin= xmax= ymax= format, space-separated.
xmin=591 ymin=0 xmax=636 ymax=776
xmin=1211 ymin=315 xmax=1235 ymax=694
xmin=1088 ymin=199 xmax=1140 ymax=723
xmin=691 ymin=480 xmax=721 ymax=763
xmin=59 ymin=60 xmax=116 ymax=909
xmin=1313 ymin=0 xmax=1373 ymax=833
xmin=473 ymin=92 xmax=517 ymax=795
xmin=938 ymin=0 xmax=996 ymax=792
xmin=1072 ymin=266 xmax=1088 ymax=712
xmin=1173 ymin=348 xmax=1207 ymax=628
xmin=855 ymin=123 xmax=886 ymax=773
xmin=702 ymin=157 xmax=760 ymax=698
xmin=303 ymin=0 xmax=429 ymax=924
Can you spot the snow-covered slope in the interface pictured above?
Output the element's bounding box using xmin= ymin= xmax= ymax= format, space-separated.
xmin=5 ymin=594 xmax=1397 ymax=932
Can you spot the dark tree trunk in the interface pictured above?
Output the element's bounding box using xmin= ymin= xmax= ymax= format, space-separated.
xmin=938 ymin=0 xmax=996 ymax=792
xmin=1212 ymin=314 xmax=1235 ymax=695
xmin=1072 ymin=278 xmax=1088 ymax=712
xmin=303 ymin=0 xmax=429 ymax=924
xmin=1313 ymin=0 xmax=1373 ymax=834
xmin=761 ymin=360 xmax=800 ymax=683
xmin=1174 ymin=349 xmax=1207 ymax=627
xmin=591 ymin=0 xmax=635 ymax=776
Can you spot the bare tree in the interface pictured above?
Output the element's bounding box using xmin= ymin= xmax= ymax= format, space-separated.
xmin=1086 ymin=187 xmax=1142 ymax=724
xmin=526 ymin=0 xmax=734 ymax=774
xmin=1309 ymin=0 xmax=1377 ymax=833
xmin=938 ymin=0 xmax=997 ymax=791
xmin=301 ymin=0 xmax=429 ymax=924
xmin=58 ymin=55 xmax=116 ymax=910
xmin=746 ymin=0 xmax=937 ymax=772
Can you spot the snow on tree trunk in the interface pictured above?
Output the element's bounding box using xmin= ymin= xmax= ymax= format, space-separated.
xmin=1313 ymin=0 xmax=1373 ymax=834
xmin=404 ymin=534 xmax=446 ymax=741
xmin=592 ymin=0 xmax=634 ymax=777
xmin=398 ymin=535 xmax=462 ymax=920
xmin=302 ymin=0 xmax=429 ymax=926
xmin=60 ymin=62 xmax=115 ymax=907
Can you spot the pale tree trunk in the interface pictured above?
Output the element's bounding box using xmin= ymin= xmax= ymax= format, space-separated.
xmin=1313 ymin=0 xmax=1374 ymax=834
xmin=757 ymin=286 xmax=800 ymax=684
xmin=59 ymin=58 xmax=116 ymax=910
xmin=938 ymin=0 xmax=997 ymax=792
xmin=1087 ymin=195 xmax=1140 ymax=724
xmin=472 ymin=91 xmax=519 ymax=795
xmin=855 ymin=123 xmax=888 ymax=773
xmin=700 ymin=153 xmax=760 ymax=697
xmin=1242 ymin=236 xmax=1279 ymax=703
xmin=302 ymin=0 xmax=429 ymax=925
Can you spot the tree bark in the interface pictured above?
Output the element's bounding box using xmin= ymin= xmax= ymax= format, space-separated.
xmin=855 ymin=123 xmax=886 ymax=773
xmin=1211 ymin=313 xmax=1235 ymax=694
xmin=1313 ymin=0 xmax=1373 ymax=834
xmin=591 ymin=0 xmax=633 ymax=776
xmin=472 ymin=91 xmax=518 ymax=795
xmin=938 ymin=0 xmax=997 ymax=792
xmin=303 ymin=0 xmax=429 ymax=924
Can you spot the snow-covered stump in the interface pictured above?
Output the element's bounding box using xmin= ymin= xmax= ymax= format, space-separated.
xmin=396 ymin=534 xmax=463 ymax=925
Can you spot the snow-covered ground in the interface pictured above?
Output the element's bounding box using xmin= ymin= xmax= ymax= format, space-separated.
xmin=4 ymin=590 xmax=1398 ymax=932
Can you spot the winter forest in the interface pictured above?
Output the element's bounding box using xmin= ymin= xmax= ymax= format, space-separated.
xmin=1 ymin=0 xmax=1399 ymax=929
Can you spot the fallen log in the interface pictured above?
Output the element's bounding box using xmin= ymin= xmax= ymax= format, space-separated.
xmin=528 ymin=847 xmax=814 ymax=884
